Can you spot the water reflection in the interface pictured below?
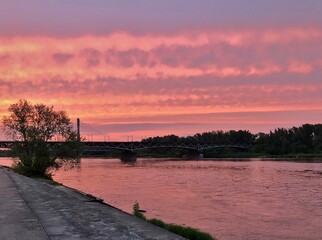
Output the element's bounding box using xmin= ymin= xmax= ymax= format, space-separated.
xmin=1 ymin=157 xmax=322 ymax=240
xmin=53 ymin=158 xmax=322 ymax=240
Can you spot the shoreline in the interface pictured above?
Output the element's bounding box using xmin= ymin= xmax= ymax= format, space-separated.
xmin=0 ymin=166 xmax=185 ymax=240
xmin=0 ymin=165 xmax=137 ymax=215
xmin=1 ymin=165 xmax=215 ymax=240
xmin=1 ymin=156 xmax=322 ymax=163
xmin=1 ymin=158 xmax=321 ymax=239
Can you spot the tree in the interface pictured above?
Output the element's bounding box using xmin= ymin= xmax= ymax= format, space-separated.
xmin=2 ymin=99 xmax=81 ymax=178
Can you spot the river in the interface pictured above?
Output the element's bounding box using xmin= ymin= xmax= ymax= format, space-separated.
xmin=1 ymin=157 xmax=321 ymax=240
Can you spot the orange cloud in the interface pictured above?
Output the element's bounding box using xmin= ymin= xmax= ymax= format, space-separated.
xmin=1 ymin=28 xmax=322 ymax=82
xmin=288 ymin=62 xmax=313 ymax=74
xmin=1 ymin=27 xmax=322 ymax=140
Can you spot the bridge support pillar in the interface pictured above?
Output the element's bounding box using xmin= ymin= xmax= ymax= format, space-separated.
xmin=183 ymin=149 xmax=204 ymax=160
xmin=121 ymin=150 xmax=137 ymax=162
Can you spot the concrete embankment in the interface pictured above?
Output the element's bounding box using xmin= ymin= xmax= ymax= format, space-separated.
xmin=0 ymin=166 xmax=184 ymax=240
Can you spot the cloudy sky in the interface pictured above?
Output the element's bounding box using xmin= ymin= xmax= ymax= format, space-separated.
xmin=1 ymin=0 xmax=322 ymax=140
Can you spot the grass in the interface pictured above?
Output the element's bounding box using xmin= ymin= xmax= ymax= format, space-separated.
xmin=11 ymin=163 xmax=61 ymax=185
xmin=148 ymin=218 xmax=215 ymax=240
xmin=33 ymin=177 xmax=61 ymax=185
xmin=133 ymin=201 xmax=216 ymax=240
xmin=12 ymin=164 xmax=48 ymax=178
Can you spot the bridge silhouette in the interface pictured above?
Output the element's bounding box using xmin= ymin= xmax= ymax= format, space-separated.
xmin=83 ymin=141 xmax=250 ymax=152
xmin=0 ymin=140 xmax=251 ymax=162
xmin=0 ymin=119 xmax=252 ymax=161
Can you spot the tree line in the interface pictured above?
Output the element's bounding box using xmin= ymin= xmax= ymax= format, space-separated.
xmin=254 ymin=124 xmax=322 ymax=155
xmin=3 ymin=99 xmax=322 ymax=180
xmin=142 ymin=124 xmax=322 ymax=156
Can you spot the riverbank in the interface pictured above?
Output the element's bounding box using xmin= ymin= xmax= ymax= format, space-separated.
xmin=51 ymin=158 xmax=322 ymax=240
xmin=2 ymin=150 xmax=322 ymax=161
xmin=0 ymin=166 xmax=184 ymax=240
xmin=80 ymin=150 xmax=322 ymax=161
xmin=71 ymin=155 xmax=322 ymax=163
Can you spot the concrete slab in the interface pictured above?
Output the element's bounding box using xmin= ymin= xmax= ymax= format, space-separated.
xmin=0 ymin=167 xmax=48 ymax=240
xmin=0 ymin=221 xmax=48 ymax=240
xmin=0 ymin=166 xmax=184 ymax=240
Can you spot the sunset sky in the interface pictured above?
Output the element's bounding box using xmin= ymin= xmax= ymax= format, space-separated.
xmin=1 ymin=0 xmax=322 ymax=141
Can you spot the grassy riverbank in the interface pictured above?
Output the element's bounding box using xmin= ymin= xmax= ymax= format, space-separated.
xmin=133 ymin=202 xmax=216 ymax=240
xmin=2 ymin=164 xmax=217 ymax=239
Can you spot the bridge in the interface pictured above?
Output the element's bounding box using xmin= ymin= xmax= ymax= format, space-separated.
xmin=0 ymin=140 xmax=251 ymax=161
xmin=83 ymin=141 xmax=250 ymax=151
xmin=0 ymin=119 xmax=252 ymax=161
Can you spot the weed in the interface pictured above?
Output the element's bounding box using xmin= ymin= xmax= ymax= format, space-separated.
xmin=132 ymin=202 xmax=216 ymax=240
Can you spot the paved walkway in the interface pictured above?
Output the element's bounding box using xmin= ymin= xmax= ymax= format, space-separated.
xmin=0 ymin=166 xmax=184 ymax=240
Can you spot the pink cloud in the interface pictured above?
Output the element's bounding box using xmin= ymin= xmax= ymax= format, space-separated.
xmin=1 ymin=28 xmax=322 ymax=139
xmin=288 ymin=62 xmax=313 ymax=74
xmin=52 ymin=53 xmax=74 ymax=64
xmin=1 ymin=28 xmax=322 ymax=81
xmin=80 ymin=48 xmax=101 ymax=67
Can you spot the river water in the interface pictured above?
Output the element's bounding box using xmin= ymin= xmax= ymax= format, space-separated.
xmin=1 ymin=157 xmax=321 ymax=240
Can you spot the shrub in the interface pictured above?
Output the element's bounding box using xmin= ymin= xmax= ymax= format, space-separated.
xmin=132 ymin=202 xmax=216 ymax=240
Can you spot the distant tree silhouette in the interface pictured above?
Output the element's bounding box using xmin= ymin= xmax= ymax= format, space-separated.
xmin=142 ymin=124 xmax=322 ymax=156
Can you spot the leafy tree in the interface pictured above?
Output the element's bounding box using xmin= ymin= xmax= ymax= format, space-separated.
xmin=2 ymin=99 xmax=80 ymax=178
xmin=141 ymin=123 xmax=322 ymax=157
xmin=313 ymin=124 xmax=322 ymax=152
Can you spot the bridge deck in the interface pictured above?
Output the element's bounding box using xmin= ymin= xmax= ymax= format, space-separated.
xmin=0 ymin=141 xmax=251 ymax=151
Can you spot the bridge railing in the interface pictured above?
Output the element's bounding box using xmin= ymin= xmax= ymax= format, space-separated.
xmin=0 ymin=140 xmax=252 ymax=152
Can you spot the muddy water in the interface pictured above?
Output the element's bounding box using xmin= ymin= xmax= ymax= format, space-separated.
xmin=1 ymin=157 xmax=321 ymax=240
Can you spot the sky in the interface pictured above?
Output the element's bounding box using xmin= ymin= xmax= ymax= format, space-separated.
xmin=1 ymin=0 xmax=322 ymax=141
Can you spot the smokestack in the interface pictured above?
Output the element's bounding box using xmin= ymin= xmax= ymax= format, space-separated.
xmin=77 ymin=118 xmax=80 ymax=142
